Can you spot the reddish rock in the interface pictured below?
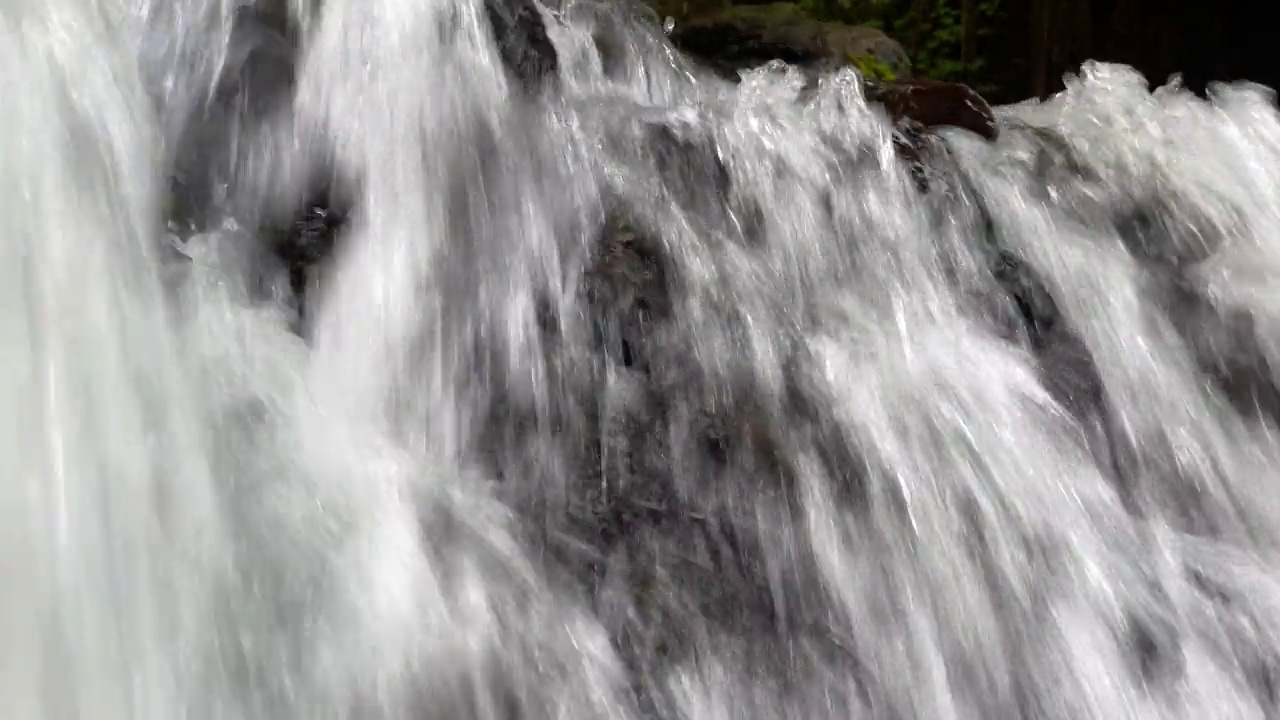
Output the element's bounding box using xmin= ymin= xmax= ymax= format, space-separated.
xmin=866 ymin=79 xmax=999 ymax=141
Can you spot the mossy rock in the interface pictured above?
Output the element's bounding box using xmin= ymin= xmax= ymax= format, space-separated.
xmin=648 ymin=0 xmax=733 ymax=22
xmin=666 ymin=2 xmax=910 ymax=79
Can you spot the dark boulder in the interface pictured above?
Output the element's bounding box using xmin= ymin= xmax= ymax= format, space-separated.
xmin=585 ymin=212 xmax=673 ymax=373
xmin=667 ymin=3 xmax=910 ymax=81
xmin=866 ymin=79 xmax=999 ymax=141
xmin=251 ymin=0 xmax=559 ymax=331
xmin=866 ymin=79 xmax=1000 ymax=189
xmin=262 ymin=191 xmax=348 ymax=333
xmin=167 ymin=0 xmax=564 ymax=313
xmin=484 ymin=0 xmax=560 ymax=92
xmin=659 ymin=2 xmax=998 ymax=184
xmin=268 ymin=195 xmax=346 ymax=287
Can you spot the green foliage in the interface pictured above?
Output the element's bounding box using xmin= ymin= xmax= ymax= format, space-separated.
xmin=849 ymin=53 xmax=898 ymax=81
xmin=798 ymin=0 xmax=1005 ymax=88
xmin=660 ymin=0 xmax=1007 ymax=92
xmin=798 ymin=0 xmax=889 ymax=24
xmin=894 ymin=0 xmax=1001 ymax=83
xmin=651 ymin=0 xmax=730 ymax=21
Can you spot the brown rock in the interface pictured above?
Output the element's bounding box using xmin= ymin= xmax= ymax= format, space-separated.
xmin=865 ymin=79 xmax=999 ymax=141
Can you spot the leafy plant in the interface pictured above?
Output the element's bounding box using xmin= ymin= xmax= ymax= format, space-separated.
xmin=849 ymin=53 xmax=898 ymax=81
xmin=799 ymin=0 xmax=1006 ymax=89
xmin=896 ymin=0 xmax=1001 ymax=82
xmin=799 ymin=0 xmax=891 ymax=23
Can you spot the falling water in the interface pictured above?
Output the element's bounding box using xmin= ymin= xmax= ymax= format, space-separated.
xmin=7 ymin=0 xmax=1280 ymax=717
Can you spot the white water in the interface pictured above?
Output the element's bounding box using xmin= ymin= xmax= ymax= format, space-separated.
xmin=7 ymin=0 xmax=1280 ymax=718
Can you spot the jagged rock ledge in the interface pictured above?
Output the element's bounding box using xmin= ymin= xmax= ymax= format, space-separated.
xmin=661 ymin=2 xmax=997 ymax=142
xmin=255 ymin=0 xmax=1002 ymax=330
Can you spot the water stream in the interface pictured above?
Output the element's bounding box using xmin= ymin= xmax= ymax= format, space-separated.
xmin=7 ymin=0 xmax=1280 ymax=718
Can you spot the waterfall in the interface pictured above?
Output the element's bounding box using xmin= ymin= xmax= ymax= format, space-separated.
xmin=6 ymin=0 xmax=1280 ymax=718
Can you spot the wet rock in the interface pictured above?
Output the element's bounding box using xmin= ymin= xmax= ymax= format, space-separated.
xmin=1113 ymin=192 xmax=1230 ymax=270
xmin=642 ymin=121 xmax=735 ymax=223
xmin=585 ymin=213 xmax=672 ymax=372
xmin=1163 ymin=280 xmax=1280 ymax=426
xmin=596 ymin=112 xmax=751 ymax=247
xmin=264 ymin=191 xmax=349 ymax=330
xmin=887 ymin=120 xmax=954 ymax=191
xmin=1019 ymin=123 xmax=1095 ymax=183
xmin=269 ymin=196 xmax=345 ymax=278
xmin=866 ymin=79 xmax=999 ymax=141
xmin=252 ymin=0 xmax=562 ymax=333
xmin=668 ymin=2 xmax=910 ymax=80
xmin=989 ymin=248 xmax=1060 ymax=349
xmin=648 ymin=120 xmax=727 ymax=190
xmin=661 ymin=3 xmax=998 ymax=189
xmin=484 ymin=0 xmax=559 ymax=92
xmin=845 ymin=80 xmax=999 ymax=191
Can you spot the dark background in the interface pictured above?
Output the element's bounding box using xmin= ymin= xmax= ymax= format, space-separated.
xmin=652 ymin=0 xmax=1280 ymax=104
xmin=996 ymin=0 xmax=1276 ymax=101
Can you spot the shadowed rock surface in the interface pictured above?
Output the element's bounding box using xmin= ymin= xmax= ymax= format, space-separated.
xmin=666 ymin=2 xmax=910 ymax=80
xmin=486 ymin=0 xmax=561 ymax=91
xmin=867 ymin=79 xmax=999 ymax=140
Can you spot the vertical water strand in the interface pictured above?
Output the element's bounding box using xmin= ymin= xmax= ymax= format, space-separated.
xmin=0 ymin=1 xmax=229 ymax=718
xmin=288 ymin=1 xmax=638 ymax=717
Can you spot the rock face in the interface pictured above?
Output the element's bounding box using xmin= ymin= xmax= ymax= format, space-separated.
xmin=260 ymin=0 xmax=1004 ymax=338
xmin=253 ymin=0 xmax=557 ymax=331
xmin=668 ymin=3 xmax=911 ymax=80
xmin=484 ymin=0 xmax=559 ymax=91
xmin=268 ymin=195 xmax=346 ymax=327
xmin=660 ymin=3 xmax=998 ymax=145
xmin=866 ymin=79 xmax=998 ymax=141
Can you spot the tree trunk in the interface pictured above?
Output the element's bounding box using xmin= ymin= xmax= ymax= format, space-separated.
xmin=1029 ymin=0 xmax=1051 ymax=98
xmin=961 ymin=0 xmax=977 ymax=82
xmin=909 ymin=0 xmax=933 ymax=64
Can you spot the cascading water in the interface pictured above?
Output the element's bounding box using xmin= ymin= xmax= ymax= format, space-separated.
xmin=7 ymin=0 xmax=1280 ymax=717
